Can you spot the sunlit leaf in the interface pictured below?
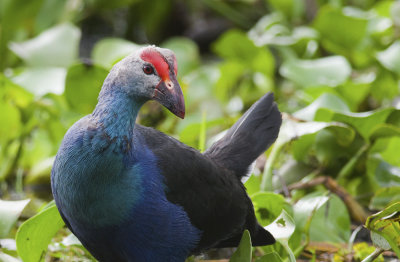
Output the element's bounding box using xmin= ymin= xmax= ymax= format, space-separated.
xmin=9 ymin=23 xmax=80 ymax=67
xmin=91 ymin=38 xmax=142 ymax=69
xmin=254 ymin=251 xmax=283 ymax=262
xmin=65 ymin=63 xmax=108 ymax=114
xmin=230 ymin=230 xmax=252 ymax=262
xmin=11 ymin=67 xmax=66 ymax=97
xmin=252 ymin=192 xmax=285 ymax=226
xmin=162 ymin=37 xmax=200 ymax=76
xmin=365 ymin=202 xmax=400 ymax=256
xmin=16 ymin=204 xmax=65 ymax=262
xmin=370 ymin=187 xmax=400 ymax=210
xmin=280 ymin=56 xmax=351 ymax=88
xmin=376 ymin=40 xmax=400 ymax=75
xmin=0 ymin=199 xmax=30 ymax=238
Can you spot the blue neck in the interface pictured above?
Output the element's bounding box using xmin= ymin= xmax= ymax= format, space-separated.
xmin=92 ymin=89 xmax=144 ymax=142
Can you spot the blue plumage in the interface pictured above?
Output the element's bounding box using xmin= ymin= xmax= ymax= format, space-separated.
xmin=52 ymin=46 xmax=279 ymax=261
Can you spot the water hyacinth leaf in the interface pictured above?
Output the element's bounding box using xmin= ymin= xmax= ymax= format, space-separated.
xmin=213 ymin=29 xmax=275 ymax=76
xmin=280 ymin=56 xmax=351 ymax=88
xmin=0 ymin=253 xmax=20 ymax=262
xmin=264 ymin=210 xmax=296 ymax=262
xmin=0 ymin=102 xmax=21 ymax=146
xmin=369 ymin=124 xmax=400 ymax=141
xmin=229 ymin=230 xmax=252 ymax=262
xmin=365 ymin=202 xmax=400 ymax=256
xmin=252 ymin=192 xmax=285 ymax=226
xmin=309 ymin=194 xmax=351 ymax=243
xmin=162 ymin=37 xmax=200 ymax=76
xmin=370 ymin=187 xmax=400 ymax=210
xmin=313 ymin=5 xmax=368 ymax=53
xmin=11 ymin=67 xmax=66 ymax=97
xmin=26 ymin=156 xmax=55 ymax=184
xmin=92 ymin=38 xmax=142 ymax=69
xmin=9 ymin=23 xmax=80 ymax=67
xmin=293 ymin=192 xmax=329 ymax=232
xmin=293 ymin=93 xmax=350 ymax=121
xmin=376 ymin=41 xmax=400 ymax=75
xmin=367 ymin=156 xmax=400 ymax=188
xmin=65 ymin=64 xmax=109 ymax=115
xmin=255 ymin=251 xmax=283 ymax=262
xmin=315 ymin=107 xmax=397 ymax=141
xmin=16 ymin=204 xmax=65 ymax=262
xmin=0 ymin=199 xmax=30 ymax=238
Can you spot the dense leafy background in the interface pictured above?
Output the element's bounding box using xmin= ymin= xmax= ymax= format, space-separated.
xmin=1 ymin=0 xmax=400 ymax=261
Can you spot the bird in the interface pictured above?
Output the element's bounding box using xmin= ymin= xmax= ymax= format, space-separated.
xmin=51 ymin=45 xmax=282 ymax=262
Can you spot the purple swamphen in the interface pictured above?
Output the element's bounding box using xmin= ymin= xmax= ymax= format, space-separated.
xmin=51 ymin=46 xmax=282 ymax=262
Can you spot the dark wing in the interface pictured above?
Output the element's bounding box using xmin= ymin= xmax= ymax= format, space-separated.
xmin=135 ymin=125 xmax=273 ymax=252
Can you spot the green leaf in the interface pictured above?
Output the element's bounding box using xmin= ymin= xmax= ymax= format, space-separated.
xmin=313 ymin=5 xmax=368 ymax=53
xmin=367 ymin=156 xmax=400 ymax=188
xmin=252 ymin=192 xmax=285 ymax=226
xmin=293 ymin=93 xmax=350 ymax=121
xmin=0 ymin=252 xmax=20 ymax=262
xmin=9 ymin=23 xmax=80 ymax=67
xmin=316 ymin=107 xmax=397 ymax=141
xmin=91 ymin=38 xmax=142 ymax=69
xmin=65 ymin=63 xmax=109 ymax=114
xmin=230 ymin=230 xmax=252 ymax=262
xmin=255 ymin=251 xmax=283 ymax=262
xmin=376 ymin=40 xmax=400 ymax=75
xmin=16 ymin=204 xmax=65 ymax=262
xmin=280 ymin=56 xmax=351 ymax=88
xmin=365 ymin=202 xmax=400 ymax=256
xmin=213 ymin=29 xmax=275 ymax=76
xmin=370 ymin=187 xmax=400 ymax=210
xmin=11 ymin=67 xmax=66 ymax=97
xmin=0 ymin=199 xmax=30 ymax=238
xmin=162 ymin=37 xmax=200 ymax=76
xmin=0 ymin=102 xmax=21 ymax=146
xmin=265 ymin=210 xmax=296 ymax=262
xmin=294 ymin=192 xmax=351 ymax=243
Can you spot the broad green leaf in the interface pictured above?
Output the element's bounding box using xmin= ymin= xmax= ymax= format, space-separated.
xmin=91 ymin=38 xmax=141 ymax=69
xmin=293 ymin=192 xmax=329 ymax=232
xmin=11 ymin=67 xmax=66 ymax=97
xmin=367 ymin=156 xmax=400 ymax=188
xmin=0 ymin=102 xmax=21 ymax=146
xmin=255 ymin=251 xmax=283 ymax=262
xmin=376 ymin=40 xmax=400 ymax=75
xmin=26 ymin=156 xmax=55 ymax=184
xmin=280 ymin=56 xmax=351 ymax=88
xmin=213 ymin=29 xmax=275 ymax=76
xmin=16 ymin=204 xmax=65 ymax=262
xmin=162 ymin=37 xmax=200 ymax=76
xmin=365 ymin=202 xmax=400 ymax=256
xmin=252 ymin=192 xmax=285 ymax=226
xmin=230 ymin=230 xmax=252 ymax=262
xmin=293 ymin=93 xmax=350 ymax=121
xmin=294 ymin=192 xmax=351 ymax=243
xmin=313 ymin=5 xmax=368 ymax=53
xmin=0 ymin=253 xmax=20 ymax=262
xmin=265 ymin=0 xmax=304 ymax=20
xmin=377 ymin=136 xmax=400 ymax=166
xmin=0 ymin=199 xmax=30 ymax=238
xmin=316 ymin=107 xmax=397 ymax=141
xmin=245 ymin=174 xmax=262 ymax=196
xmin=65 ymin=63 xmax=109 ymax=114
xmin=265 ymin=210 xmax=296 ymax=262
xmin=9 ymin=23 xmax=80 ymax=67
xmin=370 ymin=187 xmax=400 ymax=210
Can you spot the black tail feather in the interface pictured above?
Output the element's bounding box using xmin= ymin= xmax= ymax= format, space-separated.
xmin=204 ymin=92 xmax=282 ymax=178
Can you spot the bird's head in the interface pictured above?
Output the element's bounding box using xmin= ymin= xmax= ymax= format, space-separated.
xmin=103 ymin=46 xmax=185 ymax=119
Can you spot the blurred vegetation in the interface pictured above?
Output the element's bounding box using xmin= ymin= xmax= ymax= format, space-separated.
xmin=1 ymin=0 xmax=400 ymax=261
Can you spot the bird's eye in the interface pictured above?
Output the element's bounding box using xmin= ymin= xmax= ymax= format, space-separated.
xmin=143 ymin=65 xmax=154 ymax=75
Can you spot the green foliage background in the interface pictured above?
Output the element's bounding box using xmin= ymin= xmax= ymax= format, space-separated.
xmin=1 ymin=0 xmax=400 ymax=261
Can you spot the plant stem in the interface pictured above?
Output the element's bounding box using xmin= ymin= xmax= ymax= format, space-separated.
xmin=361 ymin=247 xmax=384 ymax=262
